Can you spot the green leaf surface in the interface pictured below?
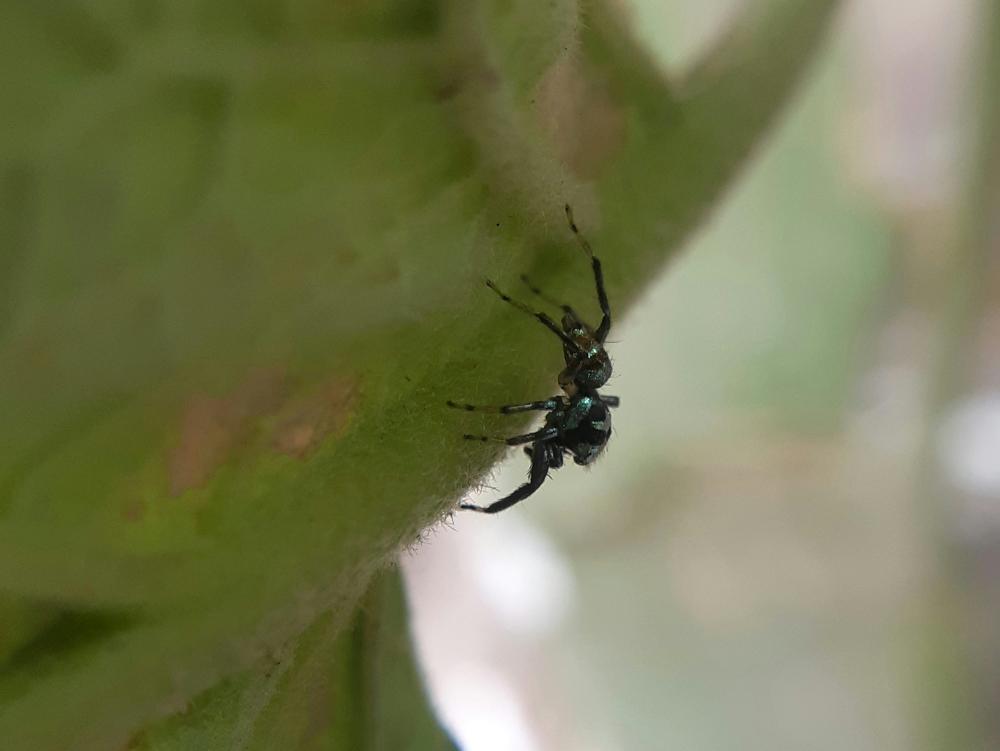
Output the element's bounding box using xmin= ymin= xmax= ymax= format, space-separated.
xmin=130 ymin=568 xmax=456 ymax=751
xmin=0 ymin=0 xmax=839 ymax=746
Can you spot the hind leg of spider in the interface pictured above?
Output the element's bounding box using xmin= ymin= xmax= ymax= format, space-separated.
xmin=485 ymin=280 xmax=584 ymax=355
xmin=519 ymin=274 xmax=582 ymax=323
xmin=564 ymin=204 xmax=612 ymax=342
xmin=446 ymin=398 xmax=559 ymax=414
xmin=461 ymin=438 xmax=552 ymax=513
xmin=601 ymin=395 xmax=621 ymax=408
xmin=462 ymin=426 xmax=558 ymax=446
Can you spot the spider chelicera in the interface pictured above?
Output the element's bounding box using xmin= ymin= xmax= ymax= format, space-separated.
xmin=447 ymin=204 xmax=620 ymax=514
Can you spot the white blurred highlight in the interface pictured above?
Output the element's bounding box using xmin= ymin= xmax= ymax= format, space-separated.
xmin=435 ymin=662 xmax=541 ymax=751
xmin=403 ymin=507 xmax=579 ymax=751
xmin=466 ymin=514 xmax=576 ymax=637
xmin=939 ymin=392 xmax=1000 ymax=505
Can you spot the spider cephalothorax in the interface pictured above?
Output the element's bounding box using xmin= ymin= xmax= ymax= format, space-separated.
xmin=447 ymin=205 xmax=620 ymax=514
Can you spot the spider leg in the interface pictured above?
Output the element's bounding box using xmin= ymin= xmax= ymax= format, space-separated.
xmin=519 ymin=274 xmax=582 ymax=323
xmin=601 ymin=395 xmax=620 ymax=408
xmin=446 ymin=398 xmax=559 ymax=414
xmin=461 ymin=437 xmax=552 ymax=514
xmin=485 ymin=280 xmax=584 ymax=354
xmin=564 ymin=204 xmax=612 ymax=343
xmin=462 ymin=426 xmax=559 ymax=446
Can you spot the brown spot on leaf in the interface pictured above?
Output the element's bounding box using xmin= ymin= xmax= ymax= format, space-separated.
xmin=364 ymin=256 xmax=402 ymax=286
xmin=534 ymin=56 xmax=627 ymax=179
xmin=121 ymin=498 xmax=146 ymax=523
xmin=333 ymin=243 xmax=359 ymax=267
xmin=435 ymin=68 xmax=501 ymax=102
xmin=272 ymin=377 xmax=360 ymax=459
xmin=169 ymin=368 xmax=288 ymax=495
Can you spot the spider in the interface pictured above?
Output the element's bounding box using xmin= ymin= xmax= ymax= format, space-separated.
xmin=447 ymin=205 xmax=620 ymax=514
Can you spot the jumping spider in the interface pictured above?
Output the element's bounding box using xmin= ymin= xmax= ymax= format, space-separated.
xmin=447 ymin=204 xmax=620 ymax=514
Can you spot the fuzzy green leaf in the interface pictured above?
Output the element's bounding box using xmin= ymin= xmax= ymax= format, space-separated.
xmin=129 ymin=569 xmax=456 ymax=751
xmin=0 ymin=0 xmax=839 ymax=746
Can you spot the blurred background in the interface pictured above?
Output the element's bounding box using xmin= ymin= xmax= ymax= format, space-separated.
xmin=404 ymin=0 xmax=999 ymax=749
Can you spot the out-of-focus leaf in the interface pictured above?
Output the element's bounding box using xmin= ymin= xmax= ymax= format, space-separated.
xmin=131 ymin=568 xmax=455 ymax=751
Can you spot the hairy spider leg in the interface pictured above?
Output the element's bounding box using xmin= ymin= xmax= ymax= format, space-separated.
xmin=485 ymin=280 xmax=585 ymax=355
xmin=601 ymin=395 xmax=621 ymax=408
xmin=519 ymin=274 xmax=582 ymax=324
xmin=564 ymin=204 xmax=612 ymax=343
xmin=461 ymin=437 xmax=552 ymax=514
xmin=446 ymin=398 xmax=560 ymax=414
xmin=461 ymin=426 xmax=559 ymax=445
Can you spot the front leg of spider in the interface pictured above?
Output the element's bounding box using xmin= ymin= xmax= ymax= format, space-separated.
xmin=565 ymin=204 xmax=612 ymax=343
xmin=484 ymin=279 xmax=585 ymax=357
xmin=548 ymin=205 xmax=613 ymax=392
